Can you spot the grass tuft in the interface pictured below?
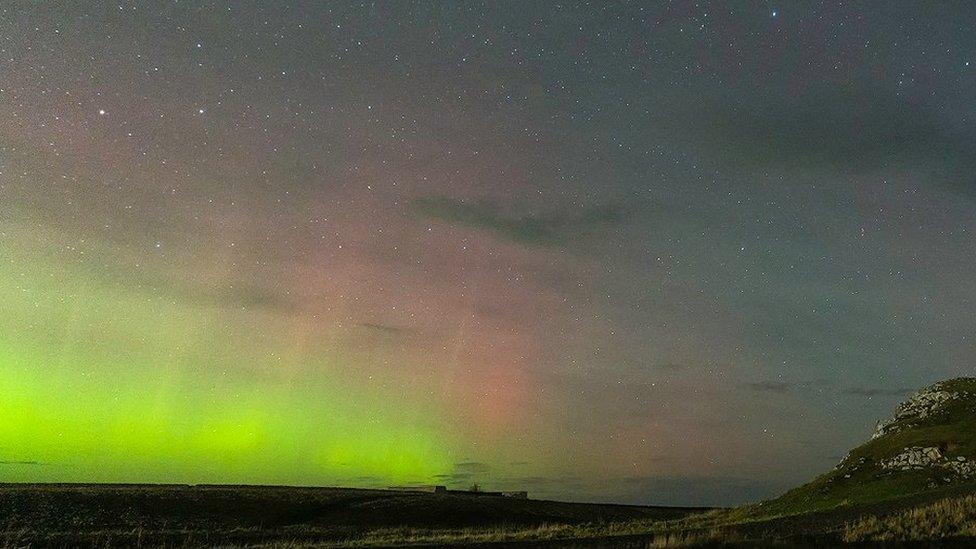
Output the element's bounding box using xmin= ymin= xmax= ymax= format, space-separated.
xmin=843 ymin=494 xmax=976 ymax=542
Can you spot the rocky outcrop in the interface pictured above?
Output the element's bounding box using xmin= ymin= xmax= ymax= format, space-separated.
xmin=872 ymin=381 xmax=970 ymax=439
xmin=947 ymin=456 xmax=976 ymax=477
xmin=769 ymin=378 xmax=976 ymax=513
xmin=866 ymin=379 xmax=976 ymax=482
xmin=880 ymin=446 xmax=944 ymax=470
xmin=880 ymin=446 xmax=976 ymax=478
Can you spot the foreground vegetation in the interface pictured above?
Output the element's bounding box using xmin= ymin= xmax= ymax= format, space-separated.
xmin=843 ymin=493 xmax=976 ymax=543
xmin=0 ymin=484 xmax=705 ymax=547
xmin=4 ymin=482 xmax=976 ymax=547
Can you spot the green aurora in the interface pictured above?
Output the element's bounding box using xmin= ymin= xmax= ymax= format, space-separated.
xmin=3 ymin=1 xmax=975 ymax=507
xmin=0 ymin=222 xmax=451 ymax=485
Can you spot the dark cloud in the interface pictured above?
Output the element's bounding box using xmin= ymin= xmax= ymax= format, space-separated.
xmin=453 ymin=461 xmax=492 ymax=474
xmin=69 ymin=253 xmax=302 ymax=314
xmin=412 ymin=197 xmax=632 ymax=247
xmin=4 ymin=216 xmax=303 ymax=315
xmin=433 ymin=461 xmax=493 ymax=485
xmin=843 ymin=386 xmax=913 ymax=397
xmin=744 ymin=381 xmax=793 ymax=394
xmin=216 ymin=285 xmax=299 ymax=313
xmin=691 ymin=86 xmax=976 ymax=176
xmin=118 ymin=265 xmax=300 ymax=314
xmin=357 ymin=323 xmax=412 ymax=335
xmin=433 ymin=473 xmax=475 ymax=483
xmin=146 ymin=279 xmax=299 ymax=314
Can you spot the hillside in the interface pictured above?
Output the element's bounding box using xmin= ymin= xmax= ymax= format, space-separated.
xmin=751 ymin=377 xmax=976 ymax=517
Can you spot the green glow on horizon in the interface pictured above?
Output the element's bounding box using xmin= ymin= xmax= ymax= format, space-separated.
xmin=0 ymin=229 xmax=453 ymax=485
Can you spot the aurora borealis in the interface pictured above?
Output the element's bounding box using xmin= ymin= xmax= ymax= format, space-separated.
xmin=2 ymin=2 xmax=976 ymax=506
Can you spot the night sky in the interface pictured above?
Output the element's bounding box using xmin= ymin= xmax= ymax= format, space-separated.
xmin=2 ymin=2 xmax=975 ymax=506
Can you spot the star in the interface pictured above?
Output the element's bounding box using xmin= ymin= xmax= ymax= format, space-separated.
xmin=3 ymin=0 xmax=973 ymax=509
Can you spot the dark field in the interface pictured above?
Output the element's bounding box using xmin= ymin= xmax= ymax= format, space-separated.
xmin=0 ymin=484 xmax=703 ymax=547
xmin=5 ymin=482 xmax=976 ymax=547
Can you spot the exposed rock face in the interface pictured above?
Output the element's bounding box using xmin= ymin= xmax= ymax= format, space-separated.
xmin=880 ymin=446 xmax=976 ymax=478
xmin=872 ymin=381 xmax=969 ymax=439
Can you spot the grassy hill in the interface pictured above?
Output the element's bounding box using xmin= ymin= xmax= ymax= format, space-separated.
xmin=742 ymin=377 xmax=976 ymax=519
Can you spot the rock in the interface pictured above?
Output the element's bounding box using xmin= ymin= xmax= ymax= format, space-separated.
xmin=872 ymin=382 xmax=968 ymax=439
xmin=880 ymin=446 xmax=975 ymax=480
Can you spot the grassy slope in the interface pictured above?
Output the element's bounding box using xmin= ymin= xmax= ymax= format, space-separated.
xmin=843 ymin=493 xmax=976 ymax=543
xmin=737 ymin=378 xmax=976 ymax=519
